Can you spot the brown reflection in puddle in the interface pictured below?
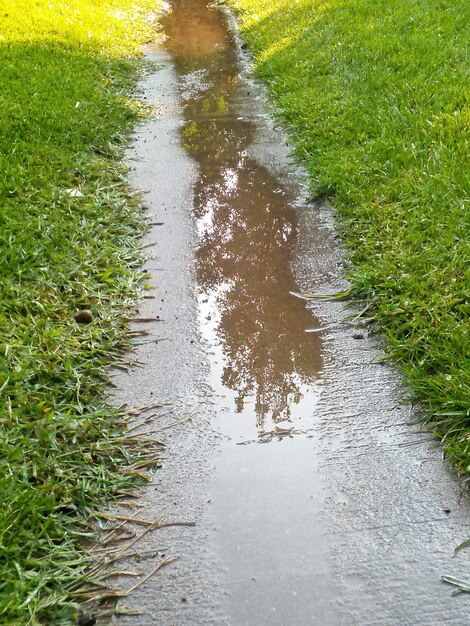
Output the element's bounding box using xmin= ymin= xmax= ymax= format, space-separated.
xmin=161 ymin=1 xmax=322 ymax=432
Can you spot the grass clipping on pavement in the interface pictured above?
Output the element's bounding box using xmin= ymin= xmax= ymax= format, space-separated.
xmin=0 ymin=1 xmax=162 ymax=623
xmin=227 ymin=0 xmax=470 ymax=472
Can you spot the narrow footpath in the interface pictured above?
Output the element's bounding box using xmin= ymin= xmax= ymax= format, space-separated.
xmin=110 ymin=1 xmax=470 ymax=623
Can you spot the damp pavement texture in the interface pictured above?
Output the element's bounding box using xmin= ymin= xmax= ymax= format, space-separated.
xmin=109 ymin=1 xmax=470 ymax=624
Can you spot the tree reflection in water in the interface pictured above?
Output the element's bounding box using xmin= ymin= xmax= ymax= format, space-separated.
xmin=162 ymin=0 xmax=322 ymax=431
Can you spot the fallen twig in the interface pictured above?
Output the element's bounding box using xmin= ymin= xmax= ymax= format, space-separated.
xmin=127 ymin=401 xmax=171 ymax=416
xmin=125 ymin=409 xmax=173 ymax=434
xmin=125 ymin=555 xmax=179 ymax=595
xmin=104 ymin=521 xmax=195 ymax=559
xmin=125 ymin=317 xmax=164 ymax=323
xmin=103 ymin=570 xmax=142 ymax=579
xmin=92 ymin=509 xmax=143 ymax=552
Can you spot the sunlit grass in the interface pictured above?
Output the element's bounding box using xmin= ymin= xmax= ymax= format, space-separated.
xmin=0 ymin=0 xmax=160 ymax=622
xmin=228 ymin=0 xmax=470 ymax=472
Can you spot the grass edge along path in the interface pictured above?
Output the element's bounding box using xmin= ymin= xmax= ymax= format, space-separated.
xmin=224 ymin=0 xmax=470 ymax=472
xmin=0 ymin=1 xmax=163 ymax=623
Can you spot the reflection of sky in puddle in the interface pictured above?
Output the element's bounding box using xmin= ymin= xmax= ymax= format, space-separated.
xmin=198 ymin=287 xmax=320 ymax=442
xmin=162 ymin=0 xmax=323 ymax=441
xmin=179 ymin=68 xmax=212 ymax=100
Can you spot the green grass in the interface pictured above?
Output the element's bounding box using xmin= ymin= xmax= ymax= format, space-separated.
xmin=226 ymin=0 xmax=470 ymax=470
xmin=0 ymin=1 xmax=161 ymax=623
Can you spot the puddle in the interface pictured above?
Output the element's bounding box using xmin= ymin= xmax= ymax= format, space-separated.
xmin=159 ymin=1 xmax=333 ymax=622
xmin=161 ymin=0 xmax=322 ymax=440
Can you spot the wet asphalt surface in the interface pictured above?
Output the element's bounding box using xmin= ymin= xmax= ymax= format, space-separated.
xmin=109 ymin=1 xmax=470 ymax=624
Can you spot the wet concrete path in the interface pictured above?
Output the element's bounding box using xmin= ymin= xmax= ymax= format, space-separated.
xmin=111 ymin=1 xmax=470 ymax=623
